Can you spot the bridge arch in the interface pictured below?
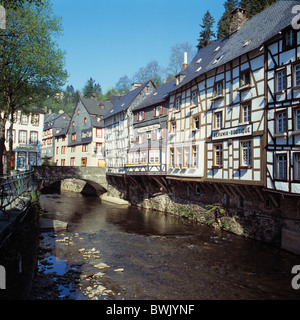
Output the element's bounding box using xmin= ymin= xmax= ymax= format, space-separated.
xmin=33 ymin=166 xmax=107 ymax=196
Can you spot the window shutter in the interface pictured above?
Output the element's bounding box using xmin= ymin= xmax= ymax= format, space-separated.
xmin=160 ymin=106 xmax=163 ymax=115
xmin=137 ymin=113 xmax=139 ymax=121
xmin=143 ymin=111 xmax=145 ymax=120
xmin=153 ymin=108 xmax=156 ymax=117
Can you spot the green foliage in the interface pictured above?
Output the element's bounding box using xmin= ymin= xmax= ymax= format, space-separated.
xmin=205 ymin=203 xmax=228 ymax=219
xmin=0 ymin=0 xmax=67 ymax=174
xmin=217 ymin=0 xmax=239 ymax=39
xmin=171 ymin=205 xmax=195 ymax=219
xmin=197 ymin=10 xmax=215 ymax=49
xmin=82 ymin=77 xmax=102 ymax=98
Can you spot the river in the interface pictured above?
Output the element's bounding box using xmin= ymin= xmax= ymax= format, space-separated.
xmin=29 ymin=191 xmax=300 ymax=300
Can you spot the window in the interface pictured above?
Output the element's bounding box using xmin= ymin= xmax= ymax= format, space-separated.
xmin=61 ymin=159 xmax=66 ymax=166
xmin=192 ymin=146 xmax=198 ymax=167
xmin=96 ymin=128 xmax=103 ymax=138
xmin=276 ymin=111 xmax=287 ymax=133
xmin=276 ymin=154 xmax=287 ymax=180
xmin=31 ymin=114 xmax=39 ymax=126
xmin=71 ymin=146 xmax=76 ymax=153
xmin=77 ymin=110 xmax=79 ymax=115
xmin=56 ymin=147 xmax=59 ymax=155
xmin=84 ymin=117 xmax=87 ymax=123
xmin=276 ymin=70 xmax=286 ymax=91
xmin=215 ymin=81 xmax=223 ymax=96
xmin=214 ymin=144 xmax=223 ymax=167
xmin=241 ymin=70 xmax=251 ymax=87
xmin=183 ymin=147 xmax=190 ymax=168
xmin=82 ymin=144 xmax=88 ymax=152
xmin=295 ymin=65 xmax=300 ymax=87
xmin=21 ymin=114 xmax=28 ymax=124
xmin=176 ymin=148 xmax=182 ymax=167
xmin=61 ymin=146 xmax=66 ymax=154
xmin=283 ymin=29 xmax=295 ymax=49
xmin=170 ymin=122 xmax=176 ymax=134
xmin=153 ymin=107 xmax=160 ymax=117
xmin=241 ymin=141 xmax=252 ymax=167
xmin=149 ymin=150 xmax=159 ymax=163
xmin=193 ymin=116 xmax=200 ymax=130
xmin=195 ymin=185 xmax=201 ymax=195
xmin=191 ymin=91 xmax=198 ymax=106
xmin=214 ymin=112 xmax=223 ymax=129
xmin=70 ymin=157 xmax=75 ymax=166
xmin=140 ymin=151 xmax=147 ymax=163
xmin=295 ymin=109 xmax=300 ymax=131
xmin=19 ymin=130 xmax=27 ymax=144
xmin=71 ymin=133 xmax=76 ymax=141
xmin=170 ymin=148 xmax=175 ymax=167
xmin=294 ymin=153 xmax=300 ymax=180
xmin=81 ymin=157 xmax=87 ymax=167
xmin=242 ymin=104 xmax=251 ymax=123
xmin=134 ymin=152 xmax=140 ymax=163
xmin=175 ymin=97 xmax=181 ymax=111
xmin=29 ymin=131 xmax=38 ymax=145
xmin=6 ymin=129 xmax=15 ymax=143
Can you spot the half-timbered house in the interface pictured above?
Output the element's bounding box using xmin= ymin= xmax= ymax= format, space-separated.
xmin=67 ymin=97 xmax=112 ymax=167
xmin=264 ymin=1 xmax=300 ymax=196
xmin=128 ymin=80 xmax=175 ymax=176
xmin=167 ymin=2 xmax=300 ymax=208
xmin=103 ymin=81 xmax=156 ymax=174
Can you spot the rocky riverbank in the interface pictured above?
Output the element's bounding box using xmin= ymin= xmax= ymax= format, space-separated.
xmin=29 ymin=230 xmax=126 ymax=300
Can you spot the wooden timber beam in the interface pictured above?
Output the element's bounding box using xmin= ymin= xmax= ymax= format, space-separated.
xmin=152 ymin=176 xmax=168 ymax=193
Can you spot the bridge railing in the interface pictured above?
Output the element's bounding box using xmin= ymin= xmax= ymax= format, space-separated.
xmin=0 ymin=170 xmax=35 ymax=218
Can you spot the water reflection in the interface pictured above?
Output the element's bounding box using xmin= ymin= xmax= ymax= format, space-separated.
xmin=39 ymin=192 xmax=300 ymax=300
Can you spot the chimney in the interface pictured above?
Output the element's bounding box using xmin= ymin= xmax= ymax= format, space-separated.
xmin=131 ymin=83 xmax=142 ymax=91
xmin=182 ymin=52 xmax=188 ymax=71
xmin=230 ymin=8 xmax=247 ymax=35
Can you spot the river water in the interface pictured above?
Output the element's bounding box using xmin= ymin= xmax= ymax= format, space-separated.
xmin=29 ymin=191 xmax=300 ymax=300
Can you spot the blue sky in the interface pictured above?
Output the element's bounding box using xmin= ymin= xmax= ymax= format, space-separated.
xmin=51 ymin=0 xmax=225 ymax=93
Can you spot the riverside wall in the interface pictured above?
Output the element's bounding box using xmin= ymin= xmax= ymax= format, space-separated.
xmin=106 ymin=174 xmax=300 ymax=252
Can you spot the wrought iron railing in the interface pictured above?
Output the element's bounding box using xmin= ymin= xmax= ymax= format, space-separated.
xmin=0 ymin=170 xmax=36 ymax=219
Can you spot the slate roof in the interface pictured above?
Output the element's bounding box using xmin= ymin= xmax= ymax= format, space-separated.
xmin=173 ymin=0 xmax=299 ymax=91
xmin=133 ymin=79 xmax=176 ymax=112
xmin=77 ymin=97 xmax=113 ymax=128
xmin=102 ymin=81 xmax=153 ymax=120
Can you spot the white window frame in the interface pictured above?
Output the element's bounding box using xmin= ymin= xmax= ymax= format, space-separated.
xmin=241 ymin=141 xmax=252 ymax=167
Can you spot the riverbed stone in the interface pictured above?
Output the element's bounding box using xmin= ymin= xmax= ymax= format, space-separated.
xmin=94 ymin=262 xmax=110 ymax=270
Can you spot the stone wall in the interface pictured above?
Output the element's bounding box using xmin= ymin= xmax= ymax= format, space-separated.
xmin=106 ymin=175 xmax=300 ymax=248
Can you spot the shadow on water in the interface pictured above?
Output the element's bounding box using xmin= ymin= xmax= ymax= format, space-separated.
xmin=29 ymin=191 xmax=300 ymax=300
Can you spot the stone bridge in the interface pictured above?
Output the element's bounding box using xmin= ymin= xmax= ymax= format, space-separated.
xmin=33 ymin=166 xmax=108 ymax=196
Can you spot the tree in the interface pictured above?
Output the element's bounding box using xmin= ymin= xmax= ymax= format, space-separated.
xmin=115 ymin=75 xmax=131 ymax=95
xmin=0 ymin=0 xmax=68 ymax=174
xmin=217 ymin=0 xmax=239 ymax=39
xmin=197 ymin=10 xmax=216 ymax=50
xmin=166 ymin=42 xmax=196 ymax=80
xmin=82 ymin=77 xmax=102 ymax=98
xmin=133 ymin=60 xmax=164 ymax=86
xmin=239 ymin=0 xmax=277 ymax=18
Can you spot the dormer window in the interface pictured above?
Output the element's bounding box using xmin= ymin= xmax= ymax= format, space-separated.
xmin=243 ymin=39 xmax=251 ymax=47
xmin=214 ymin=46 xmax=220 ymax=52
xmin=196 ymin=58 xmax=202 ymax=64
xmin=212 ymin=55 xmax=224 ymax=65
